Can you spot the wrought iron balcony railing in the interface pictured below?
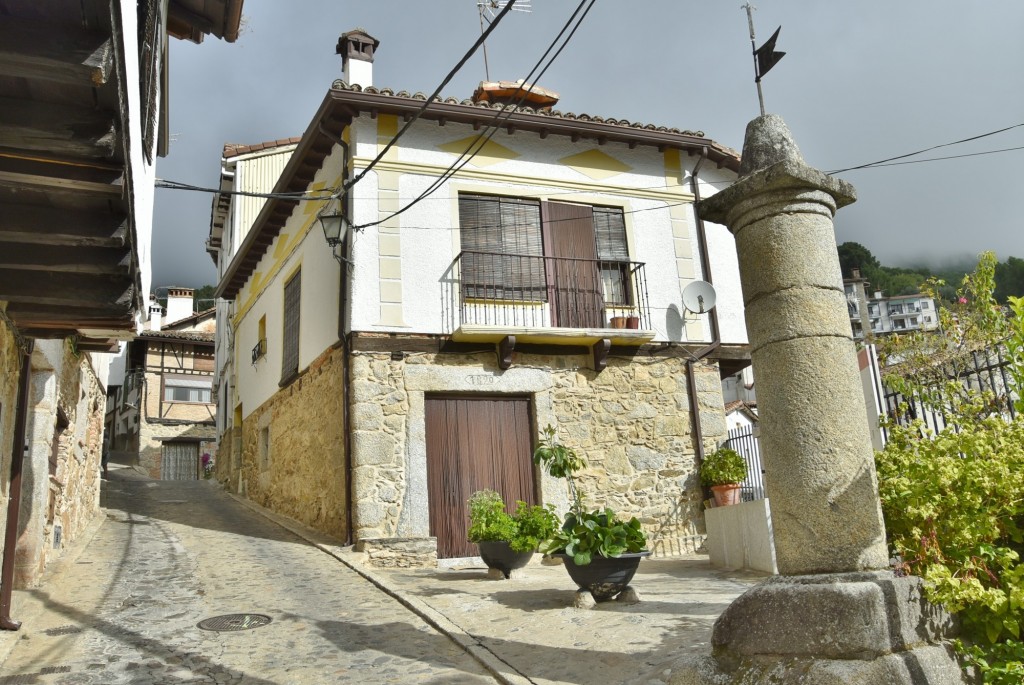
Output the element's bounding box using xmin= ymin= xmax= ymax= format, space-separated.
xmin=446 ymin=250 xmax=651 ymax=332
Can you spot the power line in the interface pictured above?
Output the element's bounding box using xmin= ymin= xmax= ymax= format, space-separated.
xmin=829 ymin=144 xmax=1024 ymax=170
xmin=339 ymin=0 xmax=520 ymax=197
xmin=827 ymin=122 xmax=1024 ymax=174
xmin=156 ymin=179 xmax=332 ymax=201
xmin=352 ymin=0 xmax=599 ymax=231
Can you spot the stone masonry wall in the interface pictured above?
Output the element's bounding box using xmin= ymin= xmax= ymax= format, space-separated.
xmin=349 ymin=348 xmax=727 ymax=558
xmin=239 ymin=346 xmax=347 ymax=539
xmin=0 ymin=310 xmax=23 ymax=564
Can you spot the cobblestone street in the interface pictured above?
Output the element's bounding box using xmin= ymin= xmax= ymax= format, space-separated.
xmin=0 ymin=466 xmax=496 ymax=685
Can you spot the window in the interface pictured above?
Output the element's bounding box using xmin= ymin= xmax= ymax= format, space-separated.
xmin=921 ymin=301 xmax=930 ymax=309
xmin=163 ymin=375 xmax=212 ymax=403
xmin=592 ymin=206 xmax=630 ymax=305
xmin=458 ymin=194 xmax=545 ymax=300
xmin=281 ymin=270 xmax=301 ymax=382
xmin=457 ymin=194 xmax=631 ymax=304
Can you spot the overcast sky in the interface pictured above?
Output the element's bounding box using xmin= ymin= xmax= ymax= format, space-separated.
xmin=152 ymin=0 xmax=1024 ymax=289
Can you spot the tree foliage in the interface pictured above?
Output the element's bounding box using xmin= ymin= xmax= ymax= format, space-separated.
xmin=875 ymin=253 xmax=1024 ymax=682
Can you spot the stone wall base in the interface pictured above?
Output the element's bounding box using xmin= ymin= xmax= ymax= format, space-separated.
xmin=355 ymin=537 xmax=437 ymax=568
xmin=661 ymin=571 xmax=971 ymax=684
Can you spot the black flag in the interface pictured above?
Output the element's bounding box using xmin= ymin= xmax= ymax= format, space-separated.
xmin=755 ymin=26 xmax=785 ymax=79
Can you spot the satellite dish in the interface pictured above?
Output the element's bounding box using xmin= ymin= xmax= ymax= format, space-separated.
xmin=682 ymin=281 xmax=717 ymax=314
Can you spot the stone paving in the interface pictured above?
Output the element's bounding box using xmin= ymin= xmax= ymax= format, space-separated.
xmin=0 ymin=465 xmax=764 ymax=684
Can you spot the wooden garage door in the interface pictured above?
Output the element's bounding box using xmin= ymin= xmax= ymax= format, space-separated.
xmin=425 ymin=395 xmax=535 ymax=559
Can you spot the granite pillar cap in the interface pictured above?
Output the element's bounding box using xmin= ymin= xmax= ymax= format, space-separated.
xmin=696 ymin=114 xmax=856 ymax=226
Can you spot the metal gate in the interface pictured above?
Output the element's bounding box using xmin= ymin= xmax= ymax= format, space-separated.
xmin=425 ymin=395 xmax=536 ymax=559
xmin=725 ymin=426 xmax=765 ymax=501
xmin=162 ymin=441 xmax=198 ymax=480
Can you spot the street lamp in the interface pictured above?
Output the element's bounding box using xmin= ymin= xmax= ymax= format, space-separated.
xmin=318 ymin=205 xmax=349 ymax=264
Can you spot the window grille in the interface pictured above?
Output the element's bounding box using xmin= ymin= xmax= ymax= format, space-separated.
xmin=281 ymin=270 xmax=301 ymax=382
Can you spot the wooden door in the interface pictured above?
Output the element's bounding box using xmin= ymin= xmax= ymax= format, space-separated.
xmin=542 ymin=201 xmax=604 ymax=328
xmin=162 ymin=441 xmax=198 ymax=480
xmin=425 ymin=395 xmax=535 ymax=559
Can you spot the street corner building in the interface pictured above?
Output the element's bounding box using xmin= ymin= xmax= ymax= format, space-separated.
xmin=208 ymin=29 xmax=751 ymax=567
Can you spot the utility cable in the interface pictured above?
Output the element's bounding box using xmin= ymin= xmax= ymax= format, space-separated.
xmin=830 ymin=144 xmax=1024 ymax=171
xmin=338 ymin=0 xmax=519 ymax=197
xmin=353 ymin=0 xmax=598 ymax=231
xmin=827 ymin=121 xmax=1024 ymax=174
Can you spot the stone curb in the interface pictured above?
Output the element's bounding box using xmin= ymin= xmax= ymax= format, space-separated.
xmin=225 ymin=491 xmax=532 ymax=685
xmin=0 ymin=508 xmax=107 ymax=664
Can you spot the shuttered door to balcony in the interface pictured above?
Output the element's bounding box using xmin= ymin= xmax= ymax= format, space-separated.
xmin=542 ymin=201 xmax=605 ymax=328
xmin=425 ymin=395 xmax=535 ymax=559
xmin=162 ymin=441 xmax=198 ymax=480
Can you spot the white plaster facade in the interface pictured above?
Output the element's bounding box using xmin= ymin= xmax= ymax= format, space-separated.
xmin=211 ymin=47 xmax=750 ymax=562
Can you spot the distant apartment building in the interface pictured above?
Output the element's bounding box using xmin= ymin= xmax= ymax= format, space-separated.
xmin=844 ymin=269 xmax=938 ymax=340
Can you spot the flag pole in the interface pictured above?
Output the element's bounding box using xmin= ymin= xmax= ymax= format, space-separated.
xmin=743 ymin=3 xmax=766 ymax=116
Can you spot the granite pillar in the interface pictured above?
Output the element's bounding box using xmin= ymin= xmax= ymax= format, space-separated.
xmin=663 ymin=115 xmax=969 ymax=684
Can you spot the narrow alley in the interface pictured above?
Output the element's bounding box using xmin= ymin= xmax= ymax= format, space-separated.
xmin=0 ymin=466 xmax=497 ymax=684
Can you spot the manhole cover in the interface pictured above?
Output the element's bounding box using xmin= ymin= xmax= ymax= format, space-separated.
xmin=197 ymin=614 xmax=272 ymax=632
xmin=43 ymin=625 xmax=82 ymax=636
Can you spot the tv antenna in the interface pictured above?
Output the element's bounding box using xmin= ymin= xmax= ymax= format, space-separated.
xmin=477 ymin=1 xmax=532 ymax=81
xmin=682 ymin=280 xmax=718 ymax=315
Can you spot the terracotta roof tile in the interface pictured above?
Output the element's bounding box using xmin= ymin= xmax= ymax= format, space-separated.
xmin=222 ymin=137 xmax=302 ymax=159
xmin=137 ymin=329 xmax=214 ymax=343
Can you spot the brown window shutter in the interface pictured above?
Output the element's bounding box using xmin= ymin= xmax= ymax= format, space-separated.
xmin=281 ymin=270 xmax=301 ymax=382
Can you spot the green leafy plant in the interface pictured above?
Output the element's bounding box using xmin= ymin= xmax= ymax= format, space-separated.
xmin=467 ymin=490 xmax=517 ymax=544
xmin=875 ymin=253 xmax=1024 ymax=682
xmin=538 ymin=508 xmax=646 ymax=566
xmin=532 ymin=424 xmax=647 ymax=565
xmin=466 ymin=490 xmax=559 ymax=553
xmin=509 ymin=500 xmax=560 ymax=553
xmin=700 ymin=447 xmax=747 ymax=487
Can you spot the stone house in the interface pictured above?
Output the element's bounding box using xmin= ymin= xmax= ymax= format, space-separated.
xmin=109 ymin=289 xmax=217 ymax=479
xmin=0 ymin=0 xmax=242 ymax=617
xmin=210 ymin=29 xmax=750 ymax=566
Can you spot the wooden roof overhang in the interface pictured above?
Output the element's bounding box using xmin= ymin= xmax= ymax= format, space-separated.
xmin=216 ymin=85 xmax=741 ymax=301
xmin=0 ymin=0 xmax=242 ymax=348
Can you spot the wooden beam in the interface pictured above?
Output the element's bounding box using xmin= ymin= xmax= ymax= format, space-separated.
xmin=0 ymin=97 xmax=117 ymax=159
xmin=497 ymin=335 xmax=515 ymax=370
xmin=0 ymin=243 xmax=130 ymax=275
xmin=0 ymin=18 xmax=113 ymax=87
xmin=0 ymin=203 xmax=127 ymax=248
xmin=0 ymin=168 xmax=123 ymax=197
xmin=0 ymin=270 xmax=134 ymax=309
xmin=5 ymin=302 xmax=132 ymax=323
xmin=592 ymin=338 xmax=611 ymax=372
xmin=168 ymin=1 xmax=217 ymax=37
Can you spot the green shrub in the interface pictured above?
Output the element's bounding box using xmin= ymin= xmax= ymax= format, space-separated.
xmin=700 ymin=447 xmax=747 ymax=487
xmin=467 ymin=490 xmax=517 ymax=544
xmin=509 ymin=501 xmax=559 ymax=553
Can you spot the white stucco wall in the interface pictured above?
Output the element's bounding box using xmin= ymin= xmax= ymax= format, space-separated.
xmin=232 ymin=148 xmax=344 ymax=420
xmin=345 ymin=113 xmax=744 ymax=344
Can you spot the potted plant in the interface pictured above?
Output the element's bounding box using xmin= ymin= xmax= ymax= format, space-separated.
xmin=533 ymin=425 xmax=650 ymax=602
xmin=467 ymin=489 xmax=559 ymax=579
xmin=700 ymin=446 xmax=748 ymax=507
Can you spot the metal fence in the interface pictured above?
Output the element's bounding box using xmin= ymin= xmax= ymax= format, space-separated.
xmin=880 ymin=345 xmax=1018 ymax=443
xmin=726 ymin=425 xmax=766 ymax=502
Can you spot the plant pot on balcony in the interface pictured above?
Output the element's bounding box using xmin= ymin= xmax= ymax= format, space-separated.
xmin=625 ymin=316 xmax=640 ymax=329
xmin=610 ymin=316 xmax=627 ymax=329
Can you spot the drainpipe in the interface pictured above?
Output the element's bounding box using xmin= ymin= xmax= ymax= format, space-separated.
xmin=1 ymin=338 xmax=34 ymax=631
xmin=320 ymin=121 xmax=355 ymax=545
xmin=686 ymin=147 xmax=721 ymax=470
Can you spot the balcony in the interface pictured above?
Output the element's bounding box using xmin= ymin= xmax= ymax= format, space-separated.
xmin=446 ymin=251 xmax=656 ymax=361
xmin=888 ymin=304 xmax=921 ymax=317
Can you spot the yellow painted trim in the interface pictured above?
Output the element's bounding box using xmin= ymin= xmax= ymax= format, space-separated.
xmin=232 ymin=177 xmax=340 ymax=327
xmin=352 ymin=157 xmax=694 ymax=203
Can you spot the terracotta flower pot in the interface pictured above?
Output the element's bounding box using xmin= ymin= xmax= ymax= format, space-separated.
xmin=610 ymin=316 xmax=627 ymax=329
xmin=711 ymin=483 xmax=742 ymax=507
xmin=625 ymin=316 xmax=640 ymax=329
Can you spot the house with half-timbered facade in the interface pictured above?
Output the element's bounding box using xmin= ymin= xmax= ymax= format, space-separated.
xmin=210 ymin=29 xmax=750 ymax=566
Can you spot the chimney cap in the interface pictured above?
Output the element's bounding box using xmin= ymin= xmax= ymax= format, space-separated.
xmin=472 ymin=79 xmax=560 ymax=110
xmin=337 ymin=28 xmax=379 ymax=61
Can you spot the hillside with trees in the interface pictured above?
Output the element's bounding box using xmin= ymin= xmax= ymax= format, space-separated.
xmin=837 ymin=242 xmax=1024 ymax=303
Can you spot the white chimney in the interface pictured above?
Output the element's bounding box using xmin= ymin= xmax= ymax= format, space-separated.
xmin=336 ymin=28 xmax=379 ymax=88
xmin=165 ymin=287 xmax=194 ymax=324
xmin=148 ymin=295 xmax=164 ymax=331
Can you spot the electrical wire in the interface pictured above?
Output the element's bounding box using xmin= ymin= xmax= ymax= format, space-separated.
xmin=352 ymin=0 xmax=599 ymax=231
xmin=829 ymin=144 xmax=1024 ymax=171
xmin=338 ymin=0 xmax=520 ymax=197
xmin=827 ymin=122 xmax=1024 ymax=174
xmin=157 ymin=179 xmax=333 ymax=201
